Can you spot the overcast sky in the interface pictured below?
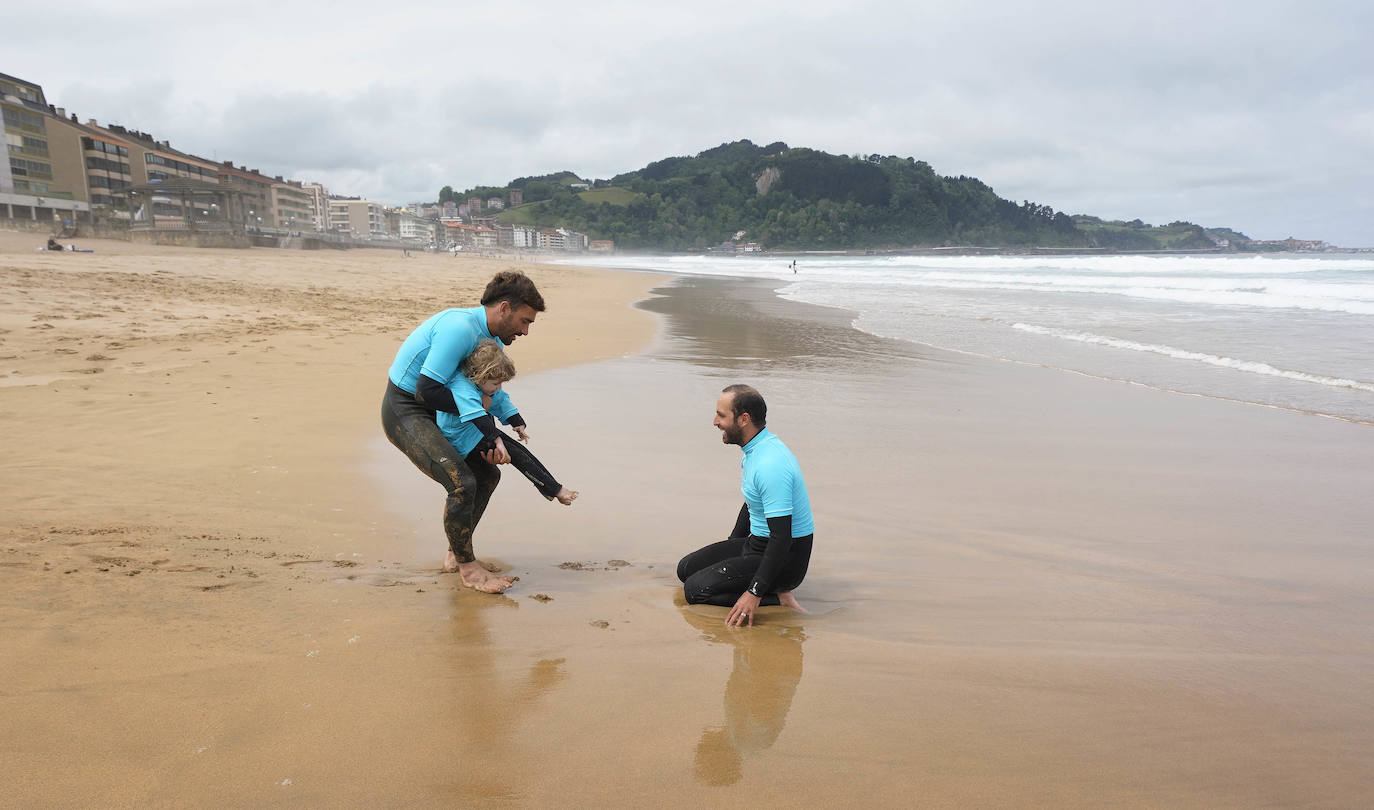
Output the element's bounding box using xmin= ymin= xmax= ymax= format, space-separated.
xmin=10 ymin=0 xmax=1372 ymax=244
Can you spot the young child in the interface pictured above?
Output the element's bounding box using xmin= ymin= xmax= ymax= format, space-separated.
xmin=436 ymin=339 xmax=578 ymax=505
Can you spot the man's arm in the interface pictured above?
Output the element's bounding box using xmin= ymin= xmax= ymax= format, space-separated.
xmin=727 ymin=513 xmax=793 ymax=628
xmin=415 ymin=373 xmax=460 ymax=413
xmin=749 ymin=514 xmax=794 ymax=598
xmin=730 ymin=503 xmax=750 ymax=539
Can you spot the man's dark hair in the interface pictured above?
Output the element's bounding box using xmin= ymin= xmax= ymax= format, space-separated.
xmin=722 ymin=384 xmax=766 ymax=427
xmin=481 ymin=270 xmax=545 ymax=312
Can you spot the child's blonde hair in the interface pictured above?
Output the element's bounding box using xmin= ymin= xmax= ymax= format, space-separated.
xmin=462 ymin=338 xmax=516 ymax=386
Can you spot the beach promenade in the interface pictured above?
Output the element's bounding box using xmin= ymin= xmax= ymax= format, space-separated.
xmin=3 ymin=231 xmax=1372 ymax=806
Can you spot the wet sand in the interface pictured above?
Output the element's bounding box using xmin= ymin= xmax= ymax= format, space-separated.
xmin=5 ymin=233 xmax=1374 ymax=806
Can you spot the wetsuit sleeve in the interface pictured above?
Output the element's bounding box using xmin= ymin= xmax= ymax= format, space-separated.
xmin=450 ymin=378 xmax=490 ymax=422
xmin=469 ymin=414 xmax=501 ymax=441
xmin=489 ymin=390 xmax=521 ymax=425
xmin=748 ymin=514 xmax=793 ymax=597
xmin=415 ymin=374 xmax=460 ymax=413
xmin=730 ymin=503 xmax=750 ymax=539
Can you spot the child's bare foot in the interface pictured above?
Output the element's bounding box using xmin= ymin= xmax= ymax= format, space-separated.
xmin=778 ymin=591 xmax=808 ymax=612
xmin=457 ymin=560 xmax=516 ymax=593
xmin=555 ymin=487 xmax=578 ymax=506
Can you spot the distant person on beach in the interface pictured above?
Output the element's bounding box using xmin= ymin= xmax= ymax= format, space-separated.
xmin=437 ymin=338 xmax=578 ymax=506
xmin=46 ymin=237 xmax=62 ymax=251
xmin=678 ymin=384 xmax=813 ymax=626
xmin=381 ymin=270 xmax=543 ymax=593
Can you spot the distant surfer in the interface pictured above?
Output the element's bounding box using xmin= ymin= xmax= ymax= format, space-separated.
xmin=677 ymin=385 xmax=812 ymax=625
xmin=380 ymin=271 xmax=544 ymax=593
xmin=790 ymin=260 xmax=797 ymax=273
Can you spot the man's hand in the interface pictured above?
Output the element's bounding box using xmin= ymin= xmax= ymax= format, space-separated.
xmin=513 ymin=425 xmax=530 ymax=444
xmin=727 ymin=592 xmax=762 ymax=627
xmin=480 ymin=437 xmax=511 ymax=465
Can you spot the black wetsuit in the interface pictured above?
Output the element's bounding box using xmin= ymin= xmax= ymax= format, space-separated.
xmin=466 ymin=422 xmax=563 ymax=500
xmin=677 ymin=504 xmax=814 ymax=606
xmin=380 ymin=380 xmax=500 ymax=563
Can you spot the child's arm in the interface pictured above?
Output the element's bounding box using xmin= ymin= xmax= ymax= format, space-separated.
xmin=489 ymin=390 xmax=529 ymax=442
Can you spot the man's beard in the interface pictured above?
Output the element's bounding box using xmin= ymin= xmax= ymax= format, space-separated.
xmin=720 ymin=424 xmax=745 ymax=445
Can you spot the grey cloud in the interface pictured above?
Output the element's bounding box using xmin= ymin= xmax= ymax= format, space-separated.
xmin=5 ymin=0 xmax=1373 ymax=243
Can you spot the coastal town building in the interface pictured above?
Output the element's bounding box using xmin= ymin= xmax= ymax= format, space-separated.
xmin=1 ymin=72 xmax=95 ymax=226
xmin=330 ymin=197 xmax=386 ymax=238
xmin=217 ymin=162 xmax=277 ymax=230
xmin=300 ymin=182 xmax=333 ymax=232
xmin=5 ymin=66 xmax=604 ymax=247
xmin=1 ymin=72 xmax=56 ymax=197
xmin=270 ymin=179 xmax=315 ymax=232
xmin=393 ymin=210 xmax=437 ymax=243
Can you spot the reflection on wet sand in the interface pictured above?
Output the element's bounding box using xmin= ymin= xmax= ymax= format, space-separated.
xmin=442 ymin=592 xmax=568 ymax=805
xmin=679 ymin=606 xmax=805 ymax=787
xmin=637 ymin=275 xmax=924 ymax=374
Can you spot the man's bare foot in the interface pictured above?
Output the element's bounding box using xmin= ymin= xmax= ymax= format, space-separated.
xmin=778 ymin=591 xmax=808 ymax=612
xmin=555 ymin=488 xmax=578 ymax=506
xmin=443 ymin=552 xmax=502 ymax=574
xmin=458 ymin=560 xmax=515 ymax=593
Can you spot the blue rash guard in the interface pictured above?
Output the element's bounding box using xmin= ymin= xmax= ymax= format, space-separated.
xmin=436 ymin=378 xmax=521 ymax=456
xmin=740 ymin=429 xmax=814 ymax=538
xmin=387 ymin=306 xmax=493 ymax=393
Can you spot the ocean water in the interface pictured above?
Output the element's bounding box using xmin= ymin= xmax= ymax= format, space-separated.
xmin=558 ymin=253 xmax=1374 ymax=423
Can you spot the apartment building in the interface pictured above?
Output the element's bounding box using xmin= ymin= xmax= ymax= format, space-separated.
xmin=1 ymin=72 xmax=58 ymax=197
xmin=1 ymin=72 xmax=96 ymax=225
xmin=217 ymin=162 xmax=276 ymax=229
xmin=300 ymin=182 xmax=332 ymax=232
xmin=394 ymin=210 xmax=437 ymax=243
xmin=330 ymin=197 xmax=386 ymax=238
xmin=38 ymin=112 xmax=135 ymax=209
xmin=270 ymin=179 xmax=315 ymax=232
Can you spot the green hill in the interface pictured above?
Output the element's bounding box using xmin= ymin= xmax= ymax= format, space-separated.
xmin=446 ymin=140 xmax=1252 ymax=252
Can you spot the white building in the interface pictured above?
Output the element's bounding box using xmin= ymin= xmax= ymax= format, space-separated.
xmin=300 ymin=182 xmax=333 ymax=232
xmin=396 ymin=211 xmax=437 ymax=243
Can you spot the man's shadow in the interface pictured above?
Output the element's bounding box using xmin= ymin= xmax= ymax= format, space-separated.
xmin=678 ymin=606 xmax=806 ymax=786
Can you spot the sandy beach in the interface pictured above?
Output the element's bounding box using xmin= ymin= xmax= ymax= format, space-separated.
xmin=4 ymin=232 xmax=1374 ymax=807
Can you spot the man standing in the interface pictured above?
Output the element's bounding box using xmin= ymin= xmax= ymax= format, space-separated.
xmin=677 ymin=384 xmax=813 ymax=626
xmin=381 ymin=270 xmax=544 ymax=593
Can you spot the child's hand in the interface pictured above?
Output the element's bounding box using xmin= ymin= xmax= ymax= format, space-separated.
xmin=513 ymin=425 xmax=530 ymax=444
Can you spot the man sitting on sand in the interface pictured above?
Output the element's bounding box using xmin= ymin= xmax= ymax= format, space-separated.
xmin=678 ymin=384 xmax=813 ymax=626
xmin=380 ymin=270 xmax=543 ymax=593
xmin=46 ymin=237 xmax=63 ymax=251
